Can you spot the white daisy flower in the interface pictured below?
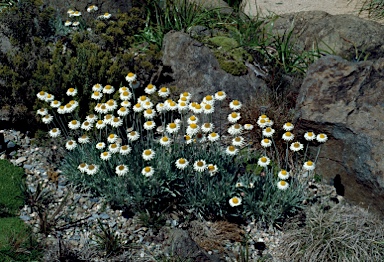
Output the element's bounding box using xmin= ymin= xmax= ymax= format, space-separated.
xmin=187 ymin=115 xmax=199 ymax=125
xmin=235 ymin=182 xmax=244 ymax=188
xmin=126 ymin=72 xmax=136 ymax=83
xmin=132 ymin=103 xmax=143 ymax=113
xmin=303 ymin=160 xmax=315 ymax=171
xmin=229 ymin=100 xmax=242 ymax=110
xmin=86 ymin=114 xmax=97 ymax=123
xmin=95 ymin=120 xmax=106 ymax=129
xmin=175 ymin=158 xmax=189 ymax=170
xmin=193 ymin=160 xmax=207 ymax=172
xmin=226 ymin=146 xmax=238 ymax=156
xmin=72 ymin=21 xmax=80 ymax=27
xmin=316 ymin=133 xmax=328 ymax=143
xmin=91 ymin=91 xmax=103 ymax=100
xmin=37 ymin=91 xmax=47 ymax=100
xmin=201 ymin=123 xmax=214 ymax=133
xmin=143 ymin=121 xmax=156 ymax=131
xmin=68 ymin=120 xmax=80 ymax=130
xmin=103 ymin=85 xmax=115 ymax=94
xmin=106 ymin=100 xmax=118 ymax=112
xmin=117 ymin=107 xmax=129 ymax=117
xmin=156 ymin=103 xmax=166 ymax=113
xmin=127 ymin=131 xmax=140 ymax=142
xmin=207 ymin=164 xmax=218 ymax=176
xmin=244 ymin=124 xmax=254 ymax=131
xmin=71 ymin=11 xmax=81 ymax=17
xmin=282 ymin=132 xmax=295 ymax=142
xmin=228 ymin=112 xmax=241 ymax=123
xmin=44 ymin=93 xmax=54 ymax=102
xmin=261 ymin=138 xmax=272 ymax=148
xmin=119 ymin=145 xmax=132 ymax=155
xmin=78 ymin=163 xmax=88 ymax=173
xmin=85 ymin=164 xmax=99 ymax=175
xmin=120 ymin=91 xmax=132 ymax=101
xmin=121 ymin=101 xmax=131 ymax=108
xmin=96 ymin=142 xmax=106 ymax=150
xmin=92 ymin=83 xmax=103 ymax=92
xmin=109 ymin=143 xmax=120 ymax=154
xmin=164 ymin=122 xmax=179 ymax=134
xmin=110 ymin=117 xmax=123 ymax=128
xmin=138 ymin=95 xmax=149 ymax=105
xmin=37 ymin=108 xmax=48 ymax=116
xmin=258 ymin=156 xmax=270 ymax=167
xmin=202 ymin=103 xmax=214 ymax=114
xmin=87 ymin=5 xmax=98 ymax=12
xmin=262 ymin=127 xmax=275 ymax=137
xmin=257 ymin=118 xmax=269 ymax=128
xmin=184 ymin=134 xmax=193 ymax=144
xmin=41 ymin=114 xmax=53 ymax=124
xmin=232 ymin=136 xmax=245 ymax=147
xmin=165 ymin=100 xmax=178 ymax=111
xmin=142 ymin=166 xmax=154 ymax=177
xmin=78 ymin=135 xmax=90 ymax=144
xmin=207 ymin=132 xmax=220 ymax=142
xmin=142 ymin=101 xmax=153 ymax=110
xmin=144 ymin=84 xmax=156 ymax=94
xmin=278 ymin=170 xmax=290 ymax=180
xmin=159 ymin=136 xmax=172 ymax=147
xmin=180 ymin=91 xmax=191 ymax=100
xmin=64 ymin=20 xmax=72 ymax=26
xmin=290 ymin=141 xmax=304 ymax=152
xmin=118 ymin=86 xmax=129 ymax=93
xmin=142 ymin=149 xmax=155 ymax=161
xmin=115 ymin=165 xmax=128 ymax=176
xmin=107 ymin=134 xmax=118 ymax=144
xmin=103 ymin=114 xmax=113 ymax=125
xmin=202 ymin=95 xmax=215 ymax=105
xmin=304 ymin=131 xmax=316 ymax=141
xmin=49 ymin=128 xmax=61 ymax=138
xmin=277 ymin=180 xmax=289 ymax=190
xmin=158 ymin=87 xmax=170 ymax=98
xmin=229 ymin=196 xmax=242 ymax=207
xmin=178 ymin=102 xmax=189 ymax=113
xmin=65 ymin=140 xmax=77 ymax=151
xmin=190 ymin=103 xmax=203 ymax=114
xmin=283 ymin=122 xmax=294 ymax=131
xmin=50 ymin=100 xmax=61 ymax=108
xmin=81 ymin=121 xmax=92 ymax=131
xmin=143 ymin=109 xmax=156 ymax=119
xmin=100 ymin=151 xmax=111 ymax=161
xmin=66 ymin=88 xmax=77 ymax=96
xmin=186 ymin=123 xmax=200 ymax=136
xmin=228 ymin=124 xmax=243 ymax=136
xmin=214 ymin=91 xmax=226 ymax=101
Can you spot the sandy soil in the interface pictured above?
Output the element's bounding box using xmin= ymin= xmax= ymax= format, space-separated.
xmin=241 ymin=0 xmax=375 ymax=19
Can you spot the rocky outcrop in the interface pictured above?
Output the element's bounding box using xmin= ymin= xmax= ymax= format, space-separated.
xmin=295 ymin=55 xmax=384 ymax=215
xmin=161 ymin=31 xmax=268 ymax=103
xmin=271 ymin=11 xmax=384 ymax=61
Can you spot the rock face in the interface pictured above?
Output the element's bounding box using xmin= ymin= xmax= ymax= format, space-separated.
xmin=272 ymin=11 xmax=384 ymax=61
xmin=295 ymin=55 xmax=384 ymax=215
xmin=161 ymin=31 xmax=268 ymax=103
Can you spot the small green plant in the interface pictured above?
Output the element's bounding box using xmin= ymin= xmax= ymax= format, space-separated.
xmin=0 ymin=160 xmax=24 ymax=216
xmin=359 ymin=0 xmax=384 ymax=19
xmin=279 ymin=204 xmax=384 ymax=261
xmin=94 ymin=219 xmax=128 ymax=256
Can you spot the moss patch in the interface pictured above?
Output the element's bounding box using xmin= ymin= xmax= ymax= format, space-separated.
xmin=203 ymin=36 xmax=253 ymax=76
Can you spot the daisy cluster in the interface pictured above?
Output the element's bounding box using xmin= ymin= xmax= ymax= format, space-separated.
xmin=64 ymin=6 xmax=112 ymax=29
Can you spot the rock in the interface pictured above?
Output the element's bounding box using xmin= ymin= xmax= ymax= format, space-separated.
xmin=295 ymin=55 xmax=384 ymax=216
xmin=6 ymin=141 xmax=15 ymax=149
xmin=19 ymin=215 xmax=31 ymax=221
xmin=23 ymin=164 xmax=34 ymax=170
xmin=271 ymin=11 xmax=384 ymax=61
xmin=15 ymin=156 xmax=27 ymax=165
xmin=99 ymin=213 xmax=110 ymax=220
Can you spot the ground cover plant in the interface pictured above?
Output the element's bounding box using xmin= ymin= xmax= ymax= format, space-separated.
xmin=0 ymin=160 xmax=42 ymax=261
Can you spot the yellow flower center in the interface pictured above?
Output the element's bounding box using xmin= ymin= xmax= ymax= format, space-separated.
xmin=53 ymin=100 xmax=59 ymax=104
xmin=146 ymin=121 xmax=153 ymax=126
xmin=233 ymin=100 xmax=239 ymax=105
xmin=319 ymin=134 xmax=325 ymax=138
xmin=105 ymin=85 xmax=111 ymax=89
xmin=162 ymin=137 xmax=169 ymax=142
xmin=103 ymin=152 xmax=108 ymax=156
xmin=281 ymin=170 xmax=287 ymax=175
xmin=217 ymin=91 xmax=224 ymax=96
xmin=280 ymin=181 xmax=287 ymax=186
xmin=135 ymin=103 xmax=141 ymax=108
xmin=204 ymin=123 xmax=211 ymax=128
xmin=286 ymin=122 xmax=292 ymax=126
xmin=285 ymin=132 xmax=292 ymax=137
xmin=260 ymin=119 xmax=266 ymax=123
xmin=307 ymin=132 xmax=313 ymax=136
xmin=120 ymin=107 xmax=126 ymax=112
xmin=195 ymin=104 xmax=202 ymax=110
xmin=160 ymin=87 xmax=167 ymax=92
xmin=307 ymin=161 xmax=313 ymax=166
xmin=52 ymin=128 xmax=57 ymax=132
xmin=81 ymin=135 xmax=87 ymax=139
xmin=190 ymin=123 xmax=197 ymax=129
xmin=94 ymin=91 xmax=100 ymax=96
xmin=105 ymin=115 xmax=112 ymax=120
xmin=190 ymin=116 xmax=196 ymax=121
xmin=88 ymin=165 xmax=95 ymax=170
xmin=169 ymin=123 xmax=176 ymax=129
xmin=68 ymin=141 xmax=73 ymax=145
xmin=107 ymin=100 xmax=114 ymax=106
xmin=140 ymin=96 xmax=147 ymax=101
xmin=146 ymin=109 xmax=152 ymax=114
xmin=185 ymin=135 xmax=191 ymax=140
xmin=180 ymin=102 xmax=186 ymax=106
xmin=294 ymin=143 xmax=300 ymax=148
xmin=235 ymin=137 xmax=241 ymax=142
xmin=197 ymin=161 xmax=204 ymax=167
xmin=39 ymin=91 xmax=45 ymax=95
xmin=234 ymin=124 xmax=241 ymax=129
xmin=144 ymin=167 xmax=151 ymax=172
xmin=65 ymin=104 xmax=71 ymax=108
xmin=205 ymin=104 xmax=212 ymax=110
xmin=205 ymin=95 xmax=212 ymax=101
xmin=180 ymin=97 xmax=187 ymax=102
xmin=101 ymin=105 xmax=106 ymax=110
xmin=211 ymin=132 xmax=217 ymax=137
xmin=208 ymin=165 xmax=215 ymax=171
xmin=79 ymin=163 xmax=86 ymax=168
xmin=261 ymin=157 xmax=267 ymax=163
xmin=232 ymin=197 xmax=239 ymax=204
xmin=130 ymin=131 xmax=136 ymax=136
xmin=229 ymin=146 xmax=235 ymax=151
xmin=118 ymin=165 xmax=125 ymax=170
xmin=121 ymin=146 xmax=128 ymax=150
xmin=127 ymin=72 xmax=134 ymax=77
xmin=182 ymin=92 xmax=189 ymax=97
xmin=260 ymin=114 xmax=267 ymax=119
xmin=71 ymin=120 xmax=77 ymax=125
xmin=169 ymin=101 xmax=176 ymax=107
xmin=69 ymin=88 xmax=74 ymax=92
xmin=147 ymin=84 xmax=153 ymax=89
xmin=231 ymin=112 xmax=238 ymax=118
xmin=144 ymin=150 xmax=151 ymax=155
xmin=104 ymin=12 xmax=109 ymax=16
xmin=179 ymin=158 xmax=186 ymax=164
xmin=265 ymin=127 xmax=272 ymax=132
xmin=97 ymin=120 xmax=103 ymax=125
xmin=123 ymin=91 xmax=129 ymax=96
xmin=111 ymin=144 xmax=117 ymax=149
xmin=109 ymin=134 xmax=115 ymax=139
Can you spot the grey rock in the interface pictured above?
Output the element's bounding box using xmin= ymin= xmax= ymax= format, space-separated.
xmin=15 ymin=156 xmax=27 ymax=165
xmin=9 ymin=151 xmax=16 ymax=156
xmin=99 ymin=213 xmax=110 ymax=220
xmin=23 ymin=164 xmax=34 ymax=170
xmin=19 ymin=215 xmax=31 ymax=221
xmin=90 ymin=197 xmax=99 ymax=203
xmin=295 ymin=55 xmax=384 ymax=216
xmin=7 ymin=141 xmax=15 ymax=149
xmin=272 ymin=11 xmax=384 ymax=61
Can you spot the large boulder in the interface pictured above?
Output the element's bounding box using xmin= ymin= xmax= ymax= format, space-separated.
xmin=271 ymin=11 xmax=384 ymax=61
xmin=295 ymin=55 xmax=384 ymax=215
xmin=161 ymin=31 xmax=268 ymax=103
